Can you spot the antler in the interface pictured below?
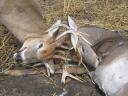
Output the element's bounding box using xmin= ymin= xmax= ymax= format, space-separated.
xmin=43 ymin=16 xmax=92 ymax=78
xmin=61 ymin=64 xmax=84 ymax=83
xmin=46 ymin=20 xmax=61 ymax=37
xmin=56 ymin=16 xmax=91 ymax=50
xmin=55 ymin=16 xmax=91 ymax=64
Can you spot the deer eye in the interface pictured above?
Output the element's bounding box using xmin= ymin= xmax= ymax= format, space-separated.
xmin=38 ymin=43 xmax=43 ymax=49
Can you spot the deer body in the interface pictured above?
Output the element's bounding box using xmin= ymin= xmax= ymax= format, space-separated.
xmin=77 ymin=25 xmax=121 ymax=67
xmin=77 ymin=25 xmax=128 ymax=96
xmin=92 ymin=38 xmax=128 ymax=96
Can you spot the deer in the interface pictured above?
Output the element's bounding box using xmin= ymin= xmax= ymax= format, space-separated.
xmin=0 ymin=0 xmax=92 ymax=78
xmin=57 ymin=17 xmax=128 ymax=96
xmin=0 ymin=0 xmax=71 ymax=76
xmin=79 ymin=26 xmax=128 ymax=96
xmin=1 ymin=1 xmax=127 ymax=95
xmin=77 ymin=22 xmax=128 ymax=96
xmin=54 ymin=16 xmax=120 ymax=82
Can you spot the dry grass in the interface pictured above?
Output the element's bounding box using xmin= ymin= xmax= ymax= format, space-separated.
xmin=0 ymin=0 xmax=128 ymax=71
xmin=41 ymin=0 xmax=128 ymax=29
xmin=0 ymin=25 xmax=21 ymax=71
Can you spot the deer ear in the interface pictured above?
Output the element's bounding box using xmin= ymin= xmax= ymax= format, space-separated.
xmin=68 ymin=16 xmax=77 ymax=31
xmin=46 ymin=20 xmax=61 ymax=37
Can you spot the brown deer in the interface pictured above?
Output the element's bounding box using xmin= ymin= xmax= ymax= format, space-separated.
xmin=0 ymin=0 xmax=89 ymax=77
xmin=0 ymin=0 xmax=67 ymax=75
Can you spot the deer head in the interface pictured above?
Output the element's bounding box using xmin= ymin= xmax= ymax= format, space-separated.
xmin=13 ymin=20 xmax=62 ymax=65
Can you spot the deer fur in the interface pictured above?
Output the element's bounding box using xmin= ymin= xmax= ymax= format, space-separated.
xmin=0 ymin=0 xmax=63 ymax=66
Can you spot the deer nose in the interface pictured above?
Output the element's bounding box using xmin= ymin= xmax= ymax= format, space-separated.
xmin=13 ymin=53 xmax=23 ymax=63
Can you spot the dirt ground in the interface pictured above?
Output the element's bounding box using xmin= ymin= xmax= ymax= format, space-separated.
xmin=0 ymin=0 xmax=128 ymax=96
xmin=0 ymin=74 xmax=104 ymax=96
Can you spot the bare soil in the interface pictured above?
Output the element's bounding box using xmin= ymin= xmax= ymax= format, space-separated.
xmin=0 ymin=74 xmax=103 ymax=96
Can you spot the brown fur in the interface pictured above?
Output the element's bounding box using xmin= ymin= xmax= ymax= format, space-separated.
xmin=0 ymin=0 xmax=47 ymax=42
xmin=0 ymin=0 xmax=60 ymax=63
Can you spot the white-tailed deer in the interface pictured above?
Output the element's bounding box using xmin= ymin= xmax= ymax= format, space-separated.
xmin=76 ymin=20 xmax=128 ymax=96
xmin=59 ymin=17 xmax=128 ymax=96
xmin=0 ymin=0 xmax=65 ymax=75
xmin=0 ymin=0 xmax=87 ymax=76
xmin=77 ymin=25 xmax=128 ymax=96
xmin=48 ymin=16 xmax=120 ymax=83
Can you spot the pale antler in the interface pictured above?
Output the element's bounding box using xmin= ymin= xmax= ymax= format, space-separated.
xmin=43 ymin=60 xmax=55 ymax=76
xmin=56 ymin=16 xmax=91 ymax=51
xmin=46 ymin=20 xmax=61 ymax=37
xmin=61 ymin=64 xmax=84 ymax=84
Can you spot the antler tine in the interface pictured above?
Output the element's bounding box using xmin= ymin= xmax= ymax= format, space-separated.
xmin=46 ymin=20 xmax=61 ymax=37
xmin=68 ymin=16 xmax=77 ymax=31
xmin=78 ymin=33 xmax=92 ymax=45
xmin=56 ymin=30 xmax=76 ymax=40
xmin=46 ymin=23 xmax=70 ymax=33
xmin=46 ymin=20 xmax=61 ymax=31
xmin=61 ymin=65 xmax=83 ymax=84
xmin=53 ymin=54 xmax=72 ymax=61
xmin=55 ymin=29 xmax=78 ymax=50
xmin=44 ymin=60 xmax=55 ymax=76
